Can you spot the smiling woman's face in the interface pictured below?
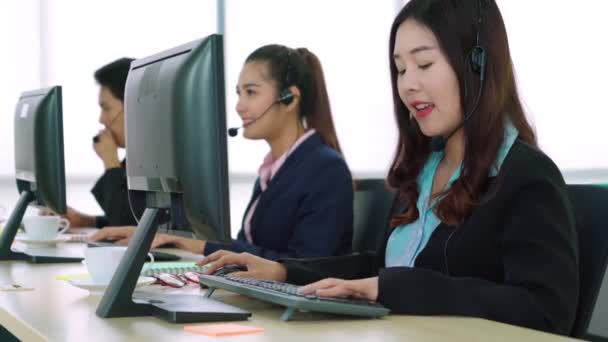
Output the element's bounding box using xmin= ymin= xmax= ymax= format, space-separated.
xmin=393 ymin=19 xmax=463 ymax=138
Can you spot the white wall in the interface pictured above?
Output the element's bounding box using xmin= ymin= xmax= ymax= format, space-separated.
xmin=0 ymin=1 xmax=41 ymax=177
xmin=497 ymin=0 xmax=608 ymax=171
xmin=40 ymin=0 xmax=217 ymax=177
xmin=224 ymin=0 xmax=396 ymax=176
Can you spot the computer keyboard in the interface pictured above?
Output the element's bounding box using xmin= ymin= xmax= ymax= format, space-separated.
xmin=66 ymin=234 xmax=90 ymax=243
xmin=199 ymin=274 xmax=390 ymax=321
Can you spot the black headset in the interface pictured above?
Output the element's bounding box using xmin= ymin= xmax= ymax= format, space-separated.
xmin=443 ymin=0 xmax=488 ymax=274
xmin=277 ymin=48 xmax=295 ymax=105
xmin=469 ymin=0 xmax=487 ymax=81
xmin=430 ymin=0 xmax=487 ymax=152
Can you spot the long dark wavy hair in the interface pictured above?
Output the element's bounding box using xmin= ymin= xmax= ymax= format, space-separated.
xmin=388 ymin=0 xmax=536 ymax=227
xmin=246 ymin=45 xmax=343 ymax=154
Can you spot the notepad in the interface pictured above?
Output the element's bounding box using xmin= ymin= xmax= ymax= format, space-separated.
xmin=184 ymin=323 xmax=264 ymax=337
xmin=140 ymin=262 xmax=209 ymax=277
xmin=55 ymin=273 xmax=88 ymax=281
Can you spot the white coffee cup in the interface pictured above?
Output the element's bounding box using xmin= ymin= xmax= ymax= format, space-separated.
xmin=84 ymin=246 xmax=155 ymax=284
xmin=22 ymin=216 xmax=70 ymax=240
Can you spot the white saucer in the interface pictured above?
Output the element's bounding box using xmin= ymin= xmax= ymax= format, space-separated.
xmin=68 ymin=276 xmax=156 ymax=295
xmin=14 ymin=234 xmax=70 ymax=245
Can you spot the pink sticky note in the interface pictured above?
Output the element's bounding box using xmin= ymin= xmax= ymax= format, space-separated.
xmin=184 ymin=323 xmax=264 ymax=337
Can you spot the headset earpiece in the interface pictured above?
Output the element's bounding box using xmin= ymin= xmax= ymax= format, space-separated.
xmin=467 ymin=0 xmax=486 ymax=82
xmin=277 ymin=47 xmax=295 ymax=105
xmin=470 ymin=45 xmax=486 ymax=81
xmin=278 ymin=88 xmax=294 ymax=105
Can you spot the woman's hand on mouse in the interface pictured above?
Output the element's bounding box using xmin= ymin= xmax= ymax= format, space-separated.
xmin=198 ymin=250 xmax=287 ymax=282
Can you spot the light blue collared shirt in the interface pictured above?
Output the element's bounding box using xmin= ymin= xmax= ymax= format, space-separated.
xmin=385 ymin=122 xmax=519 ymax=268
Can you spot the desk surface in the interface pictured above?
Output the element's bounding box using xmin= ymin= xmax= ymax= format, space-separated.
xmin=1 ymin=243 xmax=579 ymax=342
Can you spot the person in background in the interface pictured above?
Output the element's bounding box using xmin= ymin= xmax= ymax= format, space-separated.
xmin=47 ymin=57 xmax=140 ymax=229
xmin=91 ymin=45 xmax=354 ymax=260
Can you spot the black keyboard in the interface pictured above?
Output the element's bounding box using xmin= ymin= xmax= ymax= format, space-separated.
xmin=199 ymin=274 xmax=390 ymax=321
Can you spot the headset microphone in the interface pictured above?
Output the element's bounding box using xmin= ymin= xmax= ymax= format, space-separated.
xmin=429 ymin=111 xmax=473 ymax=152
xmin=93 ymin=110 xmax=123 ymax=143
xmin=429 ymin=74 xmax=484 ymax=152
xmin=227 ymin=90 xmax=294 ymax=137
xmin=227 ymin=127 xmax=240 ymax=138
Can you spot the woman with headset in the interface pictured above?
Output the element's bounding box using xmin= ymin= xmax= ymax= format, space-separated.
xmin=91 ymin=45 xmax=354 ymax=260
xmin=198 ymin=0 xmax=579 ymax=335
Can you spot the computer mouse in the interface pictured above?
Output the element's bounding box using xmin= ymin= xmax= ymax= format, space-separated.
xmin=212 ymin=265 xmax=247 ymax=277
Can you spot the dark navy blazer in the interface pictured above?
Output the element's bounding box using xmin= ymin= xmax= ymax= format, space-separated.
xmin=204 ymin=132 xmax=353 ymax=260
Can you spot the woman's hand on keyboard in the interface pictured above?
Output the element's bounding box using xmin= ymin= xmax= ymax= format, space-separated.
xmin=198 ymin=250 xmax=287 ymax=282
xmin=89 ymin=226 xmax=136 ymax=245
xmin=166 ymin=236 xmax=206 ymax=254
xmin=299 ymin=276 xmax=379 ymax=302
xmin=90 ymin=226 xmax=205 ymax=253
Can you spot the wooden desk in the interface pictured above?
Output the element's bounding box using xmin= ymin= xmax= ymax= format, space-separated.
xmin=0 ymin=244 xmax=579 ymax=342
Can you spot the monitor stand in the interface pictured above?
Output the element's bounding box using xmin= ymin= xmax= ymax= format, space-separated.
xmin=0 ymin=191 xmax=82 ymax=263
xmin=95 ymin=207 xmax=251 ymax=323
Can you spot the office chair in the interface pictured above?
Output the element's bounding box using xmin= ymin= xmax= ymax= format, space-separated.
xmin=567 ymin=184 xmax=608 ymax=339
xmin=352 ymin=179 xmax=395 ymax=254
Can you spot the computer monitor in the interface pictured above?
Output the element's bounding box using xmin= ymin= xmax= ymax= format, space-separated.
xmin=96 ymin=34 xmax=247 ymax=322
xmin=0 ymin=86 xmax=80 ymax=262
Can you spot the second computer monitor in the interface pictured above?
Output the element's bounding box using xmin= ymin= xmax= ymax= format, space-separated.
xmin=0 ymin=85 xmax=75 ymax=262
xmin=124 ymin=34 xmax=230 ymax=243
xmin=14 ymin=86 xmax=66 ymax=214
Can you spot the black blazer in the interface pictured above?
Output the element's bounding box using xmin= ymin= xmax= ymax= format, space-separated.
xmin=205 ymin=132 xmax=354 ymax=260
xmin=282 ymin=140 xmax=579 ymax=335
xmin=91 ymin=160 xmax=139 ymax=228
xmin=91 ymin=160 xmax=165 ymax=228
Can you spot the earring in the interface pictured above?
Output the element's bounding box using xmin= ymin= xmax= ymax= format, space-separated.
xmin=409 ymin=111 xmax=413 ymax=120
